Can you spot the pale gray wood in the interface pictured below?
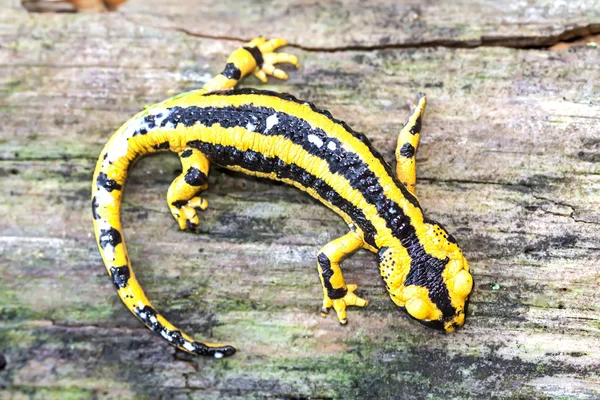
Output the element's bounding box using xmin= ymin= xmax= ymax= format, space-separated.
xmin=1 ymin=2 xmax=599 ymax=399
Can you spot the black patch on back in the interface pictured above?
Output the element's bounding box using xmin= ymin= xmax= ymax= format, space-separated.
xmin=109 ymin=266 xmax=130 ymax=289
xmin=243 ymin=46 xmax=264 ymax=68
xmin=91 ymin=196 xmax=101 ymax=220
xmin=184 ymin=167 xmax=207 ymax=186
xmin=153 ymin=141 xmax=170 ymax=150
xmin=99 ymin=227 xmax=122 ymax=249
xmin=221 ymin=63 xmax=241 ymax=80
xmin=399 ymin=143 xmax=415 ymax=158
xmin=317 ymin=253 xmax=348 ymax=299
xmin=401 ymin=232 xmax=455 ymax=318
xmin=97 ymin=172 xmax=122 ymax=192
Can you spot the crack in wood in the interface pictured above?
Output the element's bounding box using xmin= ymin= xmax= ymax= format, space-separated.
xmin=146 ymin=21 xmax=600 ymax=52
xmin=532 ymin=194 xmax=600 ymax=226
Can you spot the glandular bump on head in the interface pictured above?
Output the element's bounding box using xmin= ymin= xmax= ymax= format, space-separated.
xmin=405 ymin=298 xmax=431 ymax=320
xmin=453 ymin=270 xmax=473 ymax=298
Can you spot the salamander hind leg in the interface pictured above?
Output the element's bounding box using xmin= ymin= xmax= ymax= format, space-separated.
xmin=395 ymin=93 xmax=426 ymax=195
xmin=317 ymin=231 xmax=369 ymax=324
xmin=168 ymin=148 xmax=210 ymax=230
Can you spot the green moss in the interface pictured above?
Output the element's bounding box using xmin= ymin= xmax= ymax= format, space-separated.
xmin=0 ymin=303 xmax=38 ymax=321
xmin=50 ymin=303 xmax=116 ymax=325
xmin=0 ymin=326 xmax=37 ymax=349
xmin=6 ymin=386 xmax=96 ymax=400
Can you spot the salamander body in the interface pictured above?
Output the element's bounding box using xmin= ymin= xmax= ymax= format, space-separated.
xmin=92 ymin=37 xmax=473 ymax=357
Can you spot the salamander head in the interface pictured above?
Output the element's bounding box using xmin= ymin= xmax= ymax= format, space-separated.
xmin=378 ymin=220 xmax=473 ymax=332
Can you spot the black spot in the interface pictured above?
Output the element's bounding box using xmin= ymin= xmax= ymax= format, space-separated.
xmin=186 ymin=220 xmax=199 ymax=230
xmin=144 ymin=115 xmax=157 ymax=129
xmin=410 ymin=116 xmax=422 ymax=135
xmin=132 ymin=114 xmax=157 ymax=136
xmin=317 ymin=253 xmax=348 ymax=299
xmin=184 ymin=167 xmax=207 ymax=186
xmin=221 ymin=62 xmax=241 ymax=80
xmin=99 ymin=227 xmax=122 ymax=249
xmin=168 ymin=330 xmax=185 ymax=347
xmin=193 ymin=342 xmax=236 ymax=358
xmin=243 ymin=46 xmax=264 ymax=68
xmin=0 ymin=353 xmax=6 ymax=371
xmin=152 ymin=141 xmax=170 ymax=150
xmin=399 ymin=143 xmax=415 ymax=158
xmin=134 ymin=306 xmax=162 ymax=334
xmin=180 ymin=149 xmax=193 ymax=158
xmin=109 ymin=266 xmax=130 ymax=289
xmin=171 ymin=200 xmax=188 ymax=208
xmin=97 ymin=172 xmax=122 ymax=192
xmin=91 ymin=196 xmax=100 ymax=220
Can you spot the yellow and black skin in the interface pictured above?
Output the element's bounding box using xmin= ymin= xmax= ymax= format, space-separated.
xmin=92 ymin=37 xmax=473 ymax=358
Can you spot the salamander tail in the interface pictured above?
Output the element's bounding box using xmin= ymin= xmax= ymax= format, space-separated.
xmin=91 ymin=125 xmax=236 ymax=358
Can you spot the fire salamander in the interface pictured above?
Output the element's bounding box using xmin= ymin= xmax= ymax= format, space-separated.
xmin=92 ymin=37 xmax=473 ymax=358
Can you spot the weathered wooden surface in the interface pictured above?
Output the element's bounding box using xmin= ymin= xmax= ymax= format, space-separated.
xmin=118 ymin=0 xmax=600 ymax=48
xmin=1 ymin=0 xmax=600 ymax=398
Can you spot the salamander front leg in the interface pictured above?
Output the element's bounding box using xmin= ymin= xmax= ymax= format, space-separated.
xmin=317 ymin=231 xmax=368 ymax=324
xmin=250 ymin=37 xmax=299 ymax=83
xmin=395 ymin=93 xmax=426 ymax=195
xmin=167 ymin=148 xmax=210 ymax=230
xmin=203 ymin=36 xmax=299 ymax=92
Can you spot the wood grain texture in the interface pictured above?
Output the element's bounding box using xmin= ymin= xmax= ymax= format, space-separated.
xmin=1 ymin=1 xmax=600 ymax=399
xmin=119 ymin=0 xmax=600 ymax=48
